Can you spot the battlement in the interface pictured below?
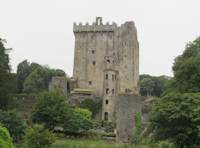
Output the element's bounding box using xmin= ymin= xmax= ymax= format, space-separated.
xmin=73 ymin=17 xmax=117 ymax=32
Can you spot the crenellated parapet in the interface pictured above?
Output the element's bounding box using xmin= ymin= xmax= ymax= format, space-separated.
xmin=73 ymin=17 xmax=117 ymax=33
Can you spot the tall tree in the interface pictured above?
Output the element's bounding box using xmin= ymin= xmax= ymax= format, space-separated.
xmin=172 ymin=37 xmax=200 ymax=93
xmin=0 ymin=39 xmax=12 ymax=109
xmin=151 ymin=37 xmax=200 ymax=147
xmin=16 ymin=60 xmax=31 ymax=93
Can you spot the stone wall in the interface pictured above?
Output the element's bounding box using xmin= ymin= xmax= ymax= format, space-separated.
xmin=116 ymin=94 xmax=142 ymax=143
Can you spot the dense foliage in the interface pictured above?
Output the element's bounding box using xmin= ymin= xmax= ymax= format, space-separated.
xmin=172 ymin=37 xmax=200 ymax=93
xmin=32 ymin=91 xmax=93 ymax=135
xmin=151 ymin=37 xmax=200 ymax=148
xmin=140 ymin=74 xmax=170 ymax=97
xmin=32 ymin=91 xmax=68 ymax=129
xmin=0 ymin=110 xmax=26 ymax=142
xmin=0 ymin=39 xmax=16 ymax=109
xmin=151 ymin=93 xmax=200 ymax=147
xmin=0 ymin=125 xmax=13 ymax=148
xmin=63 ymin=108 xmax=93 ymax=135
xmin=79 ymin=99 xmax=102 ymax=118
xmin=16 ymin=60 xmax=65 ymax=93
xmin=23 ymin=124 xmax=55 ymax=148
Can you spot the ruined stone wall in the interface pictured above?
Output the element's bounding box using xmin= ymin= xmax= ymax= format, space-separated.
xmin=48 ymin=77 xmax=69 ymax=96
xmin=116 ymin=94 xmax=142 ymax=143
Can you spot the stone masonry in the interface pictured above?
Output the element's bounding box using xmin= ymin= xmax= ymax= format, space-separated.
xmin=73 ymin=17 xmax=140 ymax=122
xmin=49 ymin=17 xmax=141 ymax=142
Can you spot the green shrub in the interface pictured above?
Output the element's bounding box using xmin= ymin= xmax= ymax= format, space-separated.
xmin=23 ymin=124 xmax=55 ymax=148
xmin=63 ymin=108 xmax=93 ymax=135
xmin=151 ymin=92 xmax=200 ymax=147
xmin=0 ymin=109 xmax=26 ymax=142
xmin=79 ymin=99 xmax=102 ymax=118
xmin=133 ymin=112 xmax=142 ymax=145
xmin=0 ymin=125 xmax=13 ymax=148
xmin=158 ymin=141 xmax=174 ymax=148
xmin=32 ymin=91 xmax=70 ymax=130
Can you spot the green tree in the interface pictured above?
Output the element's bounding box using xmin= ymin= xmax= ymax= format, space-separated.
xmin=0 ymin=110 xmax=27 ymax=142
xmin=23 ymin=67 xmax=49 ymax=93
xmin=0 ymin=39 xmax=13 ymax=109
xmin=79 ymin=99 xmax=102 ymax=118
xmin=16 ymin=60 xmax=31 ymax=93
xmin=63 ymin=108 xmax=93 ymax=135
xmin=151 ymin=92 xmax=200 ymax=148
xmin=0 ymin=125 xmax=13 ymax=148
xmin=172 ymin=37 xmax=200 ymax=93
xmin=22 ymin=65 xmax=66 ymax=93
xmin=32 ymin=91 xmax=69 ymax=129
xmin=23 ymin=124 xmax=55 ymax=148
xmin=140 ymin=74 xmax=170 ymax=97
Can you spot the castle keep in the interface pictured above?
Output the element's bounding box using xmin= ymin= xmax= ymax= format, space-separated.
xmin=49 ymin=17 xmax=141 ymax=142
xmin=73 ymin=17 xmax=139 ymax=121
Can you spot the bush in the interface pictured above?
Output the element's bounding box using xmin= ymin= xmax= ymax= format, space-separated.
xmin=63 ymin=108 xmax=93 ymax=135
xmin=0 ymin=109 xmax=26 ymax=142
xmin=133 ymin=112 xmax=142 ymax=145
xmin=23 ymin=124 xmax=55 ymax=148
xmin=151 ymin=92 xmax=200 ymax=147
xmin=0 ymin=125 xmax=13 ymax=148
xmin=79 ymin=99 xmax=102 ymax=118
xmin=32 ymin=91 xmax=69 ymax=130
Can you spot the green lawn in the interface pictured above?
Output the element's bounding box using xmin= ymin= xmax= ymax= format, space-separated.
xmin=51 ymin=139 xmax=148 ymax=148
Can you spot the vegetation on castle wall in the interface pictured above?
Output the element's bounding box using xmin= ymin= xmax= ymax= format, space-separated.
xmin=79 ymin=99 xmax=102 ymax=118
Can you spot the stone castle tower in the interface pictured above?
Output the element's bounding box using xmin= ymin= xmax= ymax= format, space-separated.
xmin=73 ymin=17 xmax=139 ymax=122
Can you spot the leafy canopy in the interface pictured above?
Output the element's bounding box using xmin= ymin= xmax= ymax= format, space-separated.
xmin=172 ymin=37 xmax=200 ymax=93
xmin=0 ymin=125 xmax=13 ymax=148
xmin=0 ymin=110 xmax=27 ymax=142
xmin=23 ymin=124 xmax=55 ymax=148
xmin=32 ymin=91 xmax=69 ymax=129
xmin=151 ymin=92 xmax=200 ymax=147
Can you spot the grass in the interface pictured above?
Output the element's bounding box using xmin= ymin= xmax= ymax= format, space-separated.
xmin=51 ymin=139 xmax=149 ymax=148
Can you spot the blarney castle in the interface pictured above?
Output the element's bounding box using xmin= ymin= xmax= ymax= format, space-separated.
xmin=49 ymin=17 xmax=143 ymax=142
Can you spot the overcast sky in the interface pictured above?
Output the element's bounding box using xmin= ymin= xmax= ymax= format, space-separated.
xmin=0 ymin=0 xmax=200 ymax=76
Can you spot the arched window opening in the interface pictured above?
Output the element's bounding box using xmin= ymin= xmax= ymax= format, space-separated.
xmin=105 ymin=100 xmax=109 ymax=104
xmin=106 ymin=88 xmax=109 ymax=94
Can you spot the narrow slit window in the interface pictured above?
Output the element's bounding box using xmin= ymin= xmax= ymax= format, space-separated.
xmin=112 ymin=74 xmax=115 ymax=81
xmin=105 ymin=100 xmax=109 ymax=104
xmin=92 ymin=61 xmax=96 ymax=65
xmin=106 ymin=74 xmax=108 ymax=80
xmin=104 ymin=112 xmax=108 ymax=121
xmin=112 ymin=89 xmax=115 ymax=95
xmin=92 ymin=50 xmax=95 ymax=54
xmin=106 ymin=88 xmax=109 ymax=94
xmin=89 ymin=81 xmax=92 ymax=85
